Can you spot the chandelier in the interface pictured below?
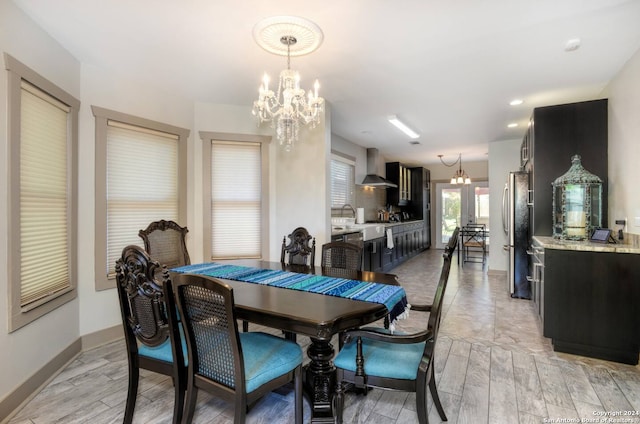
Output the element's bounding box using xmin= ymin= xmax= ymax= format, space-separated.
xmin=252 ymin=17 xmax=324 ymax=152
xmin=439 ymin=154 xmax=471 ymax=185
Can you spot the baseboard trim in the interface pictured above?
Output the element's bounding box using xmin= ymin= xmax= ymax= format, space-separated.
xmin=0 ymin=325 xmax=124 ymax=423
xmin=81 ymin=324 xmax=123 ymax=351
xmin=0 ymin=339 xmax=81 ymax=423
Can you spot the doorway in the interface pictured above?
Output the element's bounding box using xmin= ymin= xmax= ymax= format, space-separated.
xmin=435 ymin=181 xmax=489 ymax=249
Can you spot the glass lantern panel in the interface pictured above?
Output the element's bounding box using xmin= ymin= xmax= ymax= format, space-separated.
xmin=589 ymin=185 xmax=602 ymax=229
xmin=565 ymin=184 xmax=586 ymax=238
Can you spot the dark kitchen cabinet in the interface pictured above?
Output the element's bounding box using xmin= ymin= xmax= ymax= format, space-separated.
xmin=381 ymin=221 xmax=427 ymax=272
xmin=410 ymin=167 xmax=431 ymax=249
xmin=526 ymin=99 xmax=608 ymax=236
xmin=363 ymin=237 xmax=385 ymax=273
xmin=543 ymin=246 xmax=640 ymax=365
xmin=385 ymin=162 xmax=411 ymax=206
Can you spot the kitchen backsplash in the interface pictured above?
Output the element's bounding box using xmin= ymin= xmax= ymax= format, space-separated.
xmin=331 ymin=186 xmax=387 ymax=221
xmin=355 ymin=186 xmax=386 ymax=221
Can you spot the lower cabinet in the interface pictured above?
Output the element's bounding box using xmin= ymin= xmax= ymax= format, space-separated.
xmin=544 ymin=248 xmax=640 ymax=365
xmin=362 ymin=221 xmax=430 ymax=273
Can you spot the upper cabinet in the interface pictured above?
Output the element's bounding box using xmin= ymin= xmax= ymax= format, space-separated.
xmin=526 ymin=99 xmax=608 ymax=236
xmin=385 ymin=162 xmax=411 ymax=206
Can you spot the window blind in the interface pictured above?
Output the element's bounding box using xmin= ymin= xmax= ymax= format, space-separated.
xmin=211 ymin=141 xmax=261 ymax=259
xmin=331 ymin=157 xmax=355 ymax=208
xmin=106 ymin=122 xmax=179 ymax=276
xmin=19 ymin=81 xmax=71 ymax=308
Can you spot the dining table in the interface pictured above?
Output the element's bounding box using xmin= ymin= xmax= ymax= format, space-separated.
xmin=171 ymin=259 xmax=403 ymax=423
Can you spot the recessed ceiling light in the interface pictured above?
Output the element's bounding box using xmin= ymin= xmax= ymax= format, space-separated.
xmin=565 ymin=38 xmax=581 ymax=52
xmin=508 ymin=123 xmax=518 ymax=128
xmin=510 ymin=99 xmax=524 ymax=106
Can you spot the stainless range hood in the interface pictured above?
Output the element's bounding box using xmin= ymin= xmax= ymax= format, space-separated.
xmin=359 ymin=148 xmax=397 ymax=188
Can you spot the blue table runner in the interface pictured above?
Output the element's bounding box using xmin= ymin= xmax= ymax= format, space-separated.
xmin=172 ymin=262 xmax=409 ymax=325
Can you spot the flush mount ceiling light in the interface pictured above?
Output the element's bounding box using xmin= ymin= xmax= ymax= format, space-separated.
xmin=508 ymin=123 xmax=519 ymax=128
xmin=509 ymin=99 xmax=524 ymax=106
xmin=387 ymin=115 xmax=420 ymax=139
xmin=565 ymin=38 xmax=581 ymax=52
xmin=439 ymin=153 xmax=471 ymax=185
xmin=252 ymin=16 xmax=324 ymax=152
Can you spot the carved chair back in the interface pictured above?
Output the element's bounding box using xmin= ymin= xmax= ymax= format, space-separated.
xmin=139 ymin=220 xmax=190 ymax=270
xmin=280 ymin=227 xmax=316 ymax=267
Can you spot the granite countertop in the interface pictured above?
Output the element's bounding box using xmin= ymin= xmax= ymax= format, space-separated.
xmin=330 ymin=219 xmax=424 ymax=237
xmin=533 ymin=233 xmax=640 ymax=254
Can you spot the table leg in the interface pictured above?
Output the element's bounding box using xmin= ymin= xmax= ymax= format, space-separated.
xmin=303 ymin=337 xmax=336 ymax=423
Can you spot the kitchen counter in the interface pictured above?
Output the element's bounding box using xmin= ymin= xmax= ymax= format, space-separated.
xmin=536 ymin=232 xmax=640 ymax=365
xmin=533 ymin=233 xmax=640 ymax=254
xmin=331 ymin=219 xmax=424 ymax=237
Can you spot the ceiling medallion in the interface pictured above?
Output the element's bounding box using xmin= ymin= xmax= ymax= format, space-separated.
xmin=251 ymin=16 xmax=324 ymax=151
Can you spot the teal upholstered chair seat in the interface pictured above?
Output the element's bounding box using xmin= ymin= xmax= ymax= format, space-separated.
xmin=138 ymin=324 xmax=188 ymax=366
xmin=334 ymin=336 xmax=425 ymax=381
xmin=239 ymin=332 xmax=303 ymax=393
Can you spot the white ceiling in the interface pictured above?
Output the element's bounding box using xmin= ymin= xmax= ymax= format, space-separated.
xmin=12 ymin=0 xmax=640 ymax=164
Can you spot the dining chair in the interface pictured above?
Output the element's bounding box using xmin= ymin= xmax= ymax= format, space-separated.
xmin=281 ymin=226 xmax=316 ymax=267
xmin=115 ymin=245 xmax=187 ymax=424
xmin=321 ymin=241 xmax=363 ymax=270
xmin=461 ymin=223 xmax=486 ymax=265
xmin=166 ymin=273 xmax=304 ymax=424
xmin=333 ymin=228 xmax=459 ymax=424
xmin=139 ymin=220 xmax=191 ymax=271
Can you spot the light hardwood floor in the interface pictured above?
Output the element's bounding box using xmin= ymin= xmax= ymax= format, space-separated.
xmin=8 ymin=249 xmax=640 ymax=423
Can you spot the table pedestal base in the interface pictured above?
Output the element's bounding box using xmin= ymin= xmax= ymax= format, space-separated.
xmin=303 ymin=337 xmax=336 ymax=423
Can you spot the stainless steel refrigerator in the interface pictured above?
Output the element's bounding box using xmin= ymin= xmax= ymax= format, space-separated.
xmin=502 ymin=171 xmax=531 ymax=299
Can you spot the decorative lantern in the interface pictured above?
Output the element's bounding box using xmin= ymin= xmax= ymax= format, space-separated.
xmin=552 ymin=155 xmax=603 ymax=240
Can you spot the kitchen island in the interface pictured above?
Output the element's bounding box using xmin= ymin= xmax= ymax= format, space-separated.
xmin=534 ymin=234 xmax=640 ymax=364
xmin=331 ymin=220 xmax=429 ymax=273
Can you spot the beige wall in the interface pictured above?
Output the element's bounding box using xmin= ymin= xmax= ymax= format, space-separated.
xmin=0 ymin=0 xmax=81 ymax=404
xmin=604 ymin=46 xmax=640 ymax=235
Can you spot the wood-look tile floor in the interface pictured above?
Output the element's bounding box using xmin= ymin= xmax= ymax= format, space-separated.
xmin=9 ymin=249 xmax=640 ymax=423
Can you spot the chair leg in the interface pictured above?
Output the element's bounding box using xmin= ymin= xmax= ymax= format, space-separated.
xmin=242 ymin=320 xmax=249 ymax=332
xmin=123 ymin=362 xmax=139 ymax=424
xmin=283 ymin=331 xmax=297 ymax=342
xmin=234 ymin=398 xmax=246 ymax=424
xmin=334 ymin=380 xmax=345 ymax=424
xmin=429 ymin=375 xmax=447 ymax=421
xmin=183 ymin=384 xmax=199 ymax=424
xmin=416 ymin=375 xmax=428 ymax=424
xmin=172 ymin=373 xmax=186 ymax=424
xmin=294 ymin=365 xmax=303 ymax=424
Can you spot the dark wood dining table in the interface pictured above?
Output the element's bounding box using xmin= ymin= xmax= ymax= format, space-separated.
xmin=173 ymin=259 xmax=400 ymax=423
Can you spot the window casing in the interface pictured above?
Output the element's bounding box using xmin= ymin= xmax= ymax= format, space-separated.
xmin=93 ymin=106 xmax=188 ymax=290
xmin=331 ymin=155 xmax=356 ymax=208
xmin=200 ymin=132 xmax=270 ymax=261
xmin=5 ymin=54 xmax=79 ymax=332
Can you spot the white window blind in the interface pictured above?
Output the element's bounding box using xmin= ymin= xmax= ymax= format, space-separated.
xmin=19 ymin=81 xmax=71 ymax=309
xmin=211 ymin=141 xmax=261 ymax=259
xmin=331 ymin=157 xmax=355 ymax=208
xmin=106 ymin=121 xmax=179 ymax=276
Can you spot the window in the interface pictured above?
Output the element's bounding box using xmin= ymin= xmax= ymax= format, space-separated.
xmin=5 ymin=54 xmax=80 ymax=331
xmin=331 ymin=155 xmax=355 ymax=208
xmin=93 ymin=106 xmax=188 ymax=290
xmin=200 ymin=132 xmax=270 ymax=260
